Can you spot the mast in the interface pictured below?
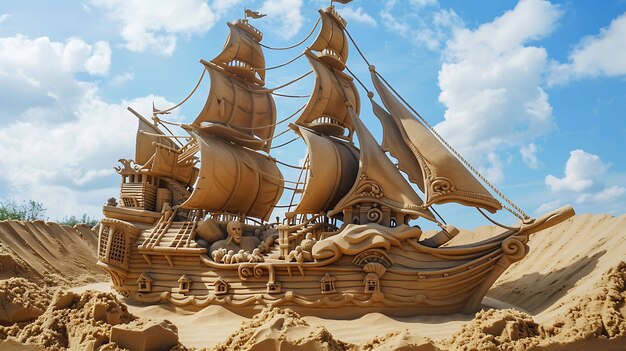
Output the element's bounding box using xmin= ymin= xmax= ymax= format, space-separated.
xmin=190 ymin=20 xmax=277 ymax=152
xmin=128 ymin=107 xmax=199 ymax=187
xmin=180 ymin=18 xmax=284 ymax=221
xmin=291 ymin=6 xmax=435 ymax=225
xmin=288 ymin=6 xmax=361 ymax=219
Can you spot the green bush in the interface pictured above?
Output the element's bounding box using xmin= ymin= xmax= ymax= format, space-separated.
xmin=58 ymin=214 xmax=100 ymax=228
xmin=0 ymin=198 xmax=46 ymax=221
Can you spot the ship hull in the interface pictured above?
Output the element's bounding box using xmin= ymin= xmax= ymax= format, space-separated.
xmin=96 ymin=206 xmax=574 ymax=318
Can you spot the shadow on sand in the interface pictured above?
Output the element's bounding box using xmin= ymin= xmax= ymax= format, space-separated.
xmin=487 ymin=250 xmax=605 ymax=314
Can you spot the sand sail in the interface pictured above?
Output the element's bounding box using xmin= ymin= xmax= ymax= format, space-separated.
xmin=370 ymin=71 xmax=502 ymax=213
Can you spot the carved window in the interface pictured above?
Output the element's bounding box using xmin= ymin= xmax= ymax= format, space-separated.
xmin=178 ymin=275 xmax=191 ymax=293
xmin=214 ymin=278 xmax=229 ymax=295
xmin=364 ymin=273 xmax=379 ymax=293
xmin=267 ymin=282 xmax=281 ymax=294
xmin=99 ymin=225 xmax=110 ymax=259
xmin=121 ymin=197 xmax=139 ymax=208
xmin=320 ymin=273 xmax=336 ymax=294
xmin=390 ymin=218 xmax=397 ymax=227
xmin=137 ymin=274 xmax=152 ymax=292
xmin=109 ymin=230 xmax=126 ymax=265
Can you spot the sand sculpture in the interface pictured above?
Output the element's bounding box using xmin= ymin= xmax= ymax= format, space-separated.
xmin=97 ymin=1 xmax=575 ymax=318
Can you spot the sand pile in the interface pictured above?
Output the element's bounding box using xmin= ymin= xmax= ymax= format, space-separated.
xmin=210 ymin=307 xmax=353 ymax=351
xmin=0 ymin=220 xmax=106 ymax=287
xmin=0 ymin=286 xmax=184 ymax=351
xmin=442 ymin=261 xmax=626 ymax=350
xmin=0 ymin=278 xmax=53 ymax=323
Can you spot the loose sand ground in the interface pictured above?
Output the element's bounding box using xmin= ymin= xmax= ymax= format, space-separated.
xmin=0 ymin=214 xmax=624 ymax=350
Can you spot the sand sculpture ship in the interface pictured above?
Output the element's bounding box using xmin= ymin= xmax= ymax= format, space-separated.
xmin=97 ymin=2 xmax=575 ymax=318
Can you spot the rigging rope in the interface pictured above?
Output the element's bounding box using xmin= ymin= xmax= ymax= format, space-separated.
xmin=270 ymin=136 xmax=300 ymax=149
xmin=476 ymin=208 xmax=517 ymax=230
xmin=260 ymin=127 xmax=292 ymax=141
xmin=154 ymin=120 xmax=185 ymax=147
xmin=138 ymin=130 xmax=189 ymax=139
xmin=238 ymin=103 xmax=306 ymax=131
xmin=260 ymin=17 xmax=321 ymax=50
xmin=431 ymin=206 xmax=447 ymax=225
xmin=275 ymin=159 xmax=306 ymax=169
xmin=264 ymin=70 xmax=313 ymax=92
xmin=345 ymin=65 xmax=371 ymax=94
xmin=344 ymin=27 xmax=372 ymax=67
xmin=153 ymin=68 xmax=207 ymax=115
xmin=258 ymin=52 xmax=305 ymax=71
xmin=272 ymin=92 xmax=311 ymax=98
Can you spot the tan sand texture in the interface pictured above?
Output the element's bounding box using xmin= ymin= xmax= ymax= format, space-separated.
xmin=1 ymin=214 xmax=625 ymax=350
xmin=0 ymin=220 xmax=107 ymax=286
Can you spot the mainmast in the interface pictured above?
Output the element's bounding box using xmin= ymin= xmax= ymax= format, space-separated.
xmin=178 ymin=17 xmax=284 ymax=221
xmin=190 ymin=19 xmax=277 ymax=152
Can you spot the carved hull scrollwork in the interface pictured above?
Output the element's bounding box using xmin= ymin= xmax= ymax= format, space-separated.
xmin=500 ymin=236 xmax=529 ymax=265
xmin=430 ymin=177 xmax=454 ymax=196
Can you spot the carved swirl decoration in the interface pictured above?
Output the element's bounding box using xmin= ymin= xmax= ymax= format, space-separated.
xmin=238 ymin=264 xmax=266 ymax=280
xmin=502 ymin=237 xmax=527 ymax=262
xmin=367 ymin=208 xmax=384 ymax=224
xmin=356 ymin=180 xmax=384 ymax=198
xmin=430 ymin=177 xmax=454 ymax=196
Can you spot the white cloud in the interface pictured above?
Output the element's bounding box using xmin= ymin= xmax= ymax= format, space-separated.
xmin=0 ymin=13 xmax=11 ymax=24
xmin=0 ymin=89 xmax=176 ymax=219
xmin=91 ymin=0 xmax=241 ymax=55
xmin=0 ymin=33 xmax=174 ymax=219
xmin=479 ymin=152 xmax=505 ymax=184
xmin=260 ymin=0 xmax=304 ymax=39
xmin=337 ymin=6 xmax=377 ymax=27
xmin=410 ymin=0 xmax=438 ymax=8
xmin=109 ymin=71 xmax=134 ymax=86
xmin=0 ymin=35 xmax=112 ymax=121
xmin=520 ymin=143 xmax=541 ymax=169
xmin=535 ymin=199 xmax=562 ymax=214
xmin=545 ymin=149 xmax=607 ymax=193
xmin=381 ymin=1 xmax=462 ymax=50
xmin=435 ymin=0 xmax=561 ymax=179
xmin=380 ymin=2 xmax=410 ymax=37
xmin=549 ymin=12 xmax=626 ymax=85
xmin=84 ymin=41 xmax=112 ymax=75
xmin=576 ymin=186 xmax=626 ymax=204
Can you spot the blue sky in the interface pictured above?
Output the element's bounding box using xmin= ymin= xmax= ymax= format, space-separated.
xmin=0 ymin=0 xmax=624 ymax=230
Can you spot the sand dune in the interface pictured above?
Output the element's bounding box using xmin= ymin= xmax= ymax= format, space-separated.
xmin=0 ymin=214 xmax=625 ymax=350
xmin=0 ymin=220 xmax=106 ymax=286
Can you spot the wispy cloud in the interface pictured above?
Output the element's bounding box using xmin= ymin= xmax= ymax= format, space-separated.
xmin=91 ymin=0 xmax=242 ymax=55
xmin=548 ymin=11 xmax=626 ymax=85
xmin=337 ymin=6 xmax=377 ymax=27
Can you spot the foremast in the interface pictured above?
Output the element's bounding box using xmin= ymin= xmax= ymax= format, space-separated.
xmin=289 ymin=6 xmax=436 ymax=226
